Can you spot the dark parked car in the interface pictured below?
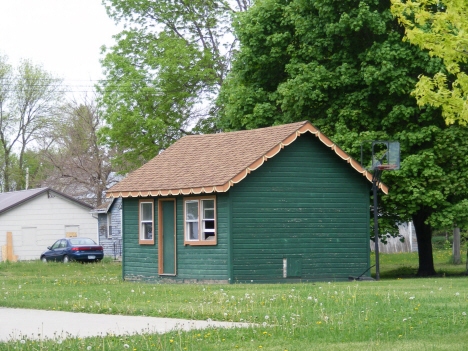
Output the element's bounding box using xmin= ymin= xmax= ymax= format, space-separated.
xmin=40 ymin=237 xmax=104 ymax=263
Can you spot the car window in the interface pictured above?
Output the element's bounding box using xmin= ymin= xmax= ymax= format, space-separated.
xmin=51 ymin=241 xmax=61 ymax=250
xmin=69 ymin=238 xmax=96 ymax=245
xmin=59 ymin=240 xmax=68 ymax=249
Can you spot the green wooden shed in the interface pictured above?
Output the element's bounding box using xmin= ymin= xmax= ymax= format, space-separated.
xmin=107 ymin=121 xmax=387 ymax=283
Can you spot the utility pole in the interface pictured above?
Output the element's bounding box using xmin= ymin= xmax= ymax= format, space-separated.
xmin=453 ymin=226 xmax=461 ymax=264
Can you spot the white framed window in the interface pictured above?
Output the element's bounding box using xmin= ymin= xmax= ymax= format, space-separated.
xmin=184 ymin=197 xmax=216 ymax=245
xmin=139 ymin=199 xmax=154 ymax=244
xmin=107 ymin=212 xmax=112 ymax=238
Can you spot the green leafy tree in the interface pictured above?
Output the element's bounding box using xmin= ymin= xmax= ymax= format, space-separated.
xmin=218 ymin=0 xmax=468 ymax=276
xmin=98 ymin=0 xmax=251 ymax=171
xmin=0 ymin=55 xmax=63 ymax=191
xmin=391 ymin=0 xmax=468 ymax=125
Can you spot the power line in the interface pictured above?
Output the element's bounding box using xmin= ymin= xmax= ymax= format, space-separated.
xmin=0 ymin=78 xmax=167 ymax=94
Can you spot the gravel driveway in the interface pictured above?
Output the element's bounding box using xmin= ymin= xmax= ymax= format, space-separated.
xmin=0 ymin=307 xmax=250 ymax=342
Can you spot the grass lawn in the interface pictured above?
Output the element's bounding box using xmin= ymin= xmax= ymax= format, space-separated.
xmin=371 ymin=248 xmax=468 ymax=278
xmin=0 ymin=249 xmax=467 ymax=350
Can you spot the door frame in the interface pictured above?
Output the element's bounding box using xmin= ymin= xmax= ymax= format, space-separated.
xmin=158 ymin=198 xmax=177 ymax=276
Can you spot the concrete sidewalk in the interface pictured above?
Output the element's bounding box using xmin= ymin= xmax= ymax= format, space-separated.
xmin=0 ymin=307 xmax=250 ymax=342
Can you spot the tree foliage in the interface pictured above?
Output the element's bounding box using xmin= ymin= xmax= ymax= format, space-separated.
xmin=99 ymin=0 xmax=250 ymax=171
xmin=218 ymin=0 xmax=468 ymax=275
xmin=40 ymin=97 xmax=120 ymax=206
xmin=0 ymin=55 xmax=63 ymax=191
xmin=391 ymin=0 xmax=468 ymax=125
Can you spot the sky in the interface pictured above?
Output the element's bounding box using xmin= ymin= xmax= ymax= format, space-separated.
xmin=0 ymin=0 xmax=122 ymax=96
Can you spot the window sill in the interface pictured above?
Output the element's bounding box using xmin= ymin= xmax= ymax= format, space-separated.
xmin=139 ymin=239 xmax=155 ymax=245
xmin=184 ymin=240 xmax=217 ymax=246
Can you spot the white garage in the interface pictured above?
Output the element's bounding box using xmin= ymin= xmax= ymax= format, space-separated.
xmin=0 ymin=187 xmax=97 ymax=261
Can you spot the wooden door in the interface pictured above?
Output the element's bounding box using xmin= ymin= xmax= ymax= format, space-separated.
xmin=158 ymin=199 xmax=176 ymax=275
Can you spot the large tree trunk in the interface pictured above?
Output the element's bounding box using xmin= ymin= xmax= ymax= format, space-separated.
xmin=412 ymin=210 xmax=436 ymax=276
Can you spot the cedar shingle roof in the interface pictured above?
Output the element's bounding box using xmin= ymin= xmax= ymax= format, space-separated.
xmin=107 ymin=121 xmax=388 ymax=198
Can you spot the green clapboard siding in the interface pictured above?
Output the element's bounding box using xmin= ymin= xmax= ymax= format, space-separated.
xmin=122 ymin=198 xmax=159 ymax=280
xmin=162 ymin=200 xmax=176 ymax=275
xmin=122 ymin=194 xmax=229 ymax=282
xmin=230 ymin=133 xmax=371 ymax=282
xmin=175 ymin=193 xmax=229 ymax=280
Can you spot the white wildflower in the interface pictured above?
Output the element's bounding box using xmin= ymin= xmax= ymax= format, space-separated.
xmin=462 ymin=312 xmax=467 ymax=316
xmin=124 ymin=344 xmax=130 ymax=349
xmin=265 ymin=315 xmax=269 ymax=320
xmin=20 ymin=340 xmax=26 ymax=344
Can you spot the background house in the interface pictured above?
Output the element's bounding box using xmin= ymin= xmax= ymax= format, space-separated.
xmin=92 ymin=197 xmax=122 ymax=258
xmin=0 ymin=187 xmax=97 ymax=261
xmin=108 ymin=121 xmax=386 ymax=283
xmin=370 ymin=222 xmax=418 ymax=254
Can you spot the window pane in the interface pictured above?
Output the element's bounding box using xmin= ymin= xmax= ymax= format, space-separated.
xmin=142 ymin=222 xmax=153 ymax=240
xmin=186 ymin=201 xmax=199 ymax=220
xmin=187 ymin=221 xmax=199 ymax=240
xmin=141 ymin=203 xmax=152 ymax=221
xmin=204 ymin=209 xmax=215 ymax=219
xmin=204 ymin=231 xmax=215 ymax=240
xmin=202 ymin=199 xmax=214 ymax=210
xmin=204 ymin=220 xmax=215 ymax=230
